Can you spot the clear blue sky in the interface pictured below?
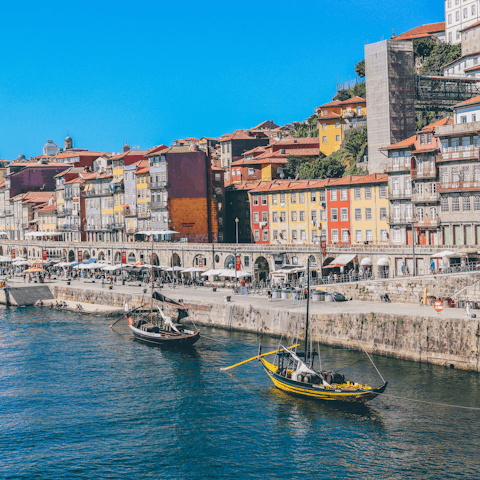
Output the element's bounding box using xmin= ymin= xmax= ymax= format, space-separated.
xmin=0 ymin=0 xmax=444 ymax=160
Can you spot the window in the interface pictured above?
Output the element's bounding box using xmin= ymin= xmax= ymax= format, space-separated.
xmin=291 ymin=211 xmax=297 ymax=222
xmin=272 ymin=230 xmax=278 ymax=240
xmin=355 ymin=208 xmax=362 ymax=221
xmin=441 ymin=197 xmax=449 ymax=212
xmin=300 ymin=230 xmax=306 ymax=241
xmin=335 ymin=122 xmax=340 ymax=128
xmin=365 ymin=207 xmax=372 ymax=221
xmin=341 ymin=229 xmax=349 ymax=243
xmin=319 ymin=190 xmax=326 ymax=202
xmin=379 ymin=185 xmax=387 ymax=198
xmin=310 ymin=192 xmax=317 ymax=202
xmin=340 ymin=189 xmax=347 ymax=200
xmin=280 ymin=211 xmax=286 ymax=222
xmin=366 ymin=229 xmax=373 ymax=242
xmin=253 ymin=212 xmax=259 ymax=223
xmin=336 ymin=135 xmax=340 ymax=142
xmin=463 ymin=196 xmax=471 ymax=211
xmin=464 ymin=7 xmax=467 ymax=18
xmin=291 ymin=193 xmax=297 ymax=204
xmin=331 ymin=208 xmax=338 ymax=221
xmin=380 ymin=229 xmax=388 ymax=242
xmin=461 ymin=116 xmax=467 ymax=123
xmin=331 ymin=229 xmax=339 ymax=243
xmin=456 ymin=11 xmax=460 ymax=21
xmin=262 ymin=211 xmax=268 ymax=222
xmin=449 ymin=32 xmax=452 ymax=42
xmin=311 ymin=210 xmax=317 ymax=222
xmin=448 ymin=14 xmax=452 ymax=24
xmin=364 ymin=187 xmax=372 ymax=199
xmin=441 ymin=168 xmax=448 ymax=183
xmin=473 ymin=114 xmax=477 ymax=122
xmin=272 ymin=195 xmax=277 ymax=205
xmin=357 ymin=106 xmax=362 ymax=116
xmin=322 ymin=123 xmax=326 ymax=130
xmin=354 ymin=187 xmax=361 ymax=200
xmin=299 ymin=192 xmax=305 ymax=203
xmin=452 ymin=197 xmax=460 ymax=212
xmin=280 ymin=193 xmax=286 ymax=206
xmin=427 ymin=133 xmax=432 ymax=143
xmin=236 ymin=169 xmax=240 ymax=176
xmin=475 ymin=196 xmax=480 ymax=210
xmin=341 ymin=208 xmax=348 ymax=221
xmin=320 ymin=209 xmax=327 ymax=221
xmin=299 ymin=211 xmax=305 ymax=221
xmin=292 ymin=230 xmax=297 ymax=240
xmin=355 ymin=229 xmax=362 ymax=242
xmin=457 ymin=30 xmax=460 ymax=40
xmin=322 ymin=136 xmax=327 ymax=143
xmin=473 ymin=4 xmax=476 ymax=15
xmin=248 ymin=168 xmax=255 ymax=175
xmin=253 ymin=195 xmax=259 ymax=206
xmin=475 ymin=166 xmax=480 ymax=181
xmin=262 ymin=230 xmax=268 ymax=241
xmin=261 ymin=195 xmax=267 ymax=205
xmin=330 ymin=189 xmax=338 ymax=201
xmin=379 ymin=207 xmax=387 ymax=220
xmin=254 ymin=230 xmax=260 ymax=241
xmin=272 ymin=212 xmax=278 ymax=222
xmin=420 ymin=134 xmax=425 ymax=145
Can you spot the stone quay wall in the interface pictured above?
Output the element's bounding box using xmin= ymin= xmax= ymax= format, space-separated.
xmin=52 ymin=286 xmax=480 ymax=372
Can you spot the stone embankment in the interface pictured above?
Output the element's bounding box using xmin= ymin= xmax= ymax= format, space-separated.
xmin=50 ymin=285 xmax=480 ymax=372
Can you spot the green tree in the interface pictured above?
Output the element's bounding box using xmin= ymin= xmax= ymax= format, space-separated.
xmin=283 ymin=155 xmax=311 ymax=178
xmin=344 ymin=163 xmax=368 ymax=176
xmin=298 ymin=153 xmax=345 ymax=179
xmin=343 ymin=126 xmax=368 ymax=167
xmin=413 ymin=37 xmax=436 ymax=60
xmin=355 ymin=59 xmax=365 ymax=78
xmin=352 ymin=82 xmax=366 ymax=99
xmin=334 ymin=89 xmax=352 ymax=101
xmin=420 ymin=42 xmax=461 ymax=75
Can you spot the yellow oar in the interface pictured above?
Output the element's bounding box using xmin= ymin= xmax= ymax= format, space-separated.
xmin=220 ymin=344 xmax=300 ymax=371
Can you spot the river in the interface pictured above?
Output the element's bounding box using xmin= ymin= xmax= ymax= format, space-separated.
xmin=0 ymin=307 xmax=479 ymax=479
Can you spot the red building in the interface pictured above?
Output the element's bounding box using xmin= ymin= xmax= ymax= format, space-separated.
xmin=248 ymin=182 xmax=273 ymax=244
xmin=326 ymin=177 xmax=352 ymax=245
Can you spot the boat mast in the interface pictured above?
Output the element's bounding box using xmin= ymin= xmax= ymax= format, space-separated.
xmin=150 ymin=234 xmax=154 ymax=323
xmin=305 ymin=257 xmax=310 ymax=365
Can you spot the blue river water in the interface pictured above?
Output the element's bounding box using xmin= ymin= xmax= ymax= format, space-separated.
xmin=0 ymin=306 xmax=480 ymax=479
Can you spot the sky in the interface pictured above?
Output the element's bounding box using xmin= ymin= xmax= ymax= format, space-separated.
xmin=0 ymin=0 xmax=444 ymax=160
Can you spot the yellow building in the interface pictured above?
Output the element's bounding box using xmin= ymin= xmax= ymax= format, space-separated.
xmin=135 ymin=164 xmax=151 ymax=231
xmin=249 ymin=179 xmax=329 ymax=245
xmin=349 ymin=174 xmax=389 ymax=245
xmin=35 ymin=202 xmax=57 ymax=232
xmin=318 ymin=96 xmax=367 ymax=157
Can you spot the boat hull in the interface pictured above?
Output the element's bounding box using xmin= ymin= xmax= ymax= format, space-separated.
xmin=130 ymin=325 xmax=200 ymax=347
xmin=261 ymin=358 xmax=387 ymax=403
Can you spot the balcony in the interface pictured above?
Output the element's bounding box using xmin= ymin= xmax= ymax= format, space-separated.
xmin=150 ymin=200 xmax=168 ymax=209
xmin=437 ymin=146 xmax=480 ymax=162
xmin=385 ymin=159 xmax=411 ymax=173
xmin=4 ymin=209 xmax=13 ymax=216
xmin=112 ymin=221 xmax=125 ymax=229
xmin=389 ymin=214 xmax=414 ymax=225
xmin=85 ymin=224 xmax=114 ymax=231
xmin=411 ymin=168 xmax=437 ymax=179
xmin=138 ymin=211 xmax=151 ymax=219
xmin=62 ymin=224 xmax=80 ymax=231
xmin=64 ymin=192 xmax=74 ymax=200
xmin=126 ymin=228 xmax=138 ymax=234
xmin=388 ymin=189 xmax=412 ymax=200
xmin=148 ymin=180 xmax=169 ymax=189
xmin=84 ymin=188 xmax=113 ymax=197
xmin=437 ymin=180 xmax=480 ymax=192
xmin=57 ymin=208 xmax=73 ymax=217
xmin=123 ymin=208 xmax=137 ymax=217
xmin=412 ymin=217 xmax=440 ymax=228
xmin=411 ymin=191 xmax=440 ymax=203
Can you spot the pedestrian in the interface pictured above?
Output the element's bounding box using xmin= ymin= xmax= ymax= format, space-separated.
xmin=466 ymin=301 xmax=471 ymax=318
xmin=267 ymin=289 xmax=272 ymax=302
xmin=401 ymin=263 xmax=406 ymax=276
xmin=101 ymin=276 xmax=105 ymax=288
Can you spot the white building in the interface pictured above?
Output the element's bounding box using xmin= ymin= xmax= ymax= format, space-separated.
xmin=445 ymin=0 xmax=480 ymax=44
xmin=443 ymin=21 xmax=480 ymax=78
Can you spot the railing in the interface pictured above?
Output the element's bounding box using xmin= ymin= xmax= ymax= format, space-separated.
xmin=138 ymin=212 xmax=151 ymax=218
xmin=437 ymin=180 xmax=480 ymax=192
xmin=126 ymin=228 xmax=138 ymax=233
xmin=389 ymin=214 xmax=413 ymax=225
xmin=84 ymin=188 xmax=113 ymax=197
xmin=85 ymin=225 xmax=97 ymax=231
xmin=4 ymin=209 xmax=13 ymax=216
xmin=62 ymin=225 xmax=80 ymax=231
xmin=64 ymin=192 xmax=74 ymax=200
xmin=112 ymin=222 xmax=125 ymax=229
xmin=388 ymin=190 xmax=412 ymax=200
xmin=148 ymin=181 xmax=168 ymax=188
xmin=411 ymin=191 xmax=440 ymax=203
xmin=85 ymin=224 xmax=113 ymax=231
xmin=411 ymin=168 xmax=437 ymax=179
xmin=150 ymin=201 xmax=168 ymax=209
xmin=385 ymin=159 xmax=412 ymax=173
xmin=412 ymin=217 xmax=440 ymax=227
xmin=58 ymin=208 xmax=73 ymax=216
xmin=438 ymin=146 xmax=480 ymax=162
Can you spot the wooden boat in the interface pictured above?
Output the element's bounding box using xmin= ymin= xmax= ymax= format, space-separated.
xmin=127 ymin=234 xmax=200 ymax=347
xmin=259 ymin=259 xmax=387 ymax=404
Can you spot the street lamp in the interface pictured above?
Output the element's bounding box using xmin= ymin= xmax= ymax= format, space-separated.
xmin=411 ymin=220 xmax=417 ymax=277
xmin=235 ymin=217 xmax=239 ymax=244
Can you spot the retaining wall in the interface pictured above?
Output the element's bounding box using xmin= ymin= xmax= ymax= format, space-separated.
xmin=51 ymin=286 xmax=480 ymax=372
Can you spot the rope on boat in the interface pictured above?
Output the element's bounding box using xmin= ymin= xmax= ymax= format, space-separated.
xmin=376 ymin=392 xmax=480 ymax=411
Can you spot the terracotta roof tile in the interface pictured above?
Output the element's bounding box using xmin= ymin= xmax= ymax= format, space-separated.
xmin=318 ymin=99 xmax=342 ymax=109
xmin=319 ymin=112 xmax=342 ymax=120
xmin=382 ymin=136 xmax=417 ymax=150
xmin=454 ymin=95 xmax=480 ymax=108
xmin=393 ymin=22 xmax=445 ymax=41
xmin=339 ymin=96 xmax=366 ymax=105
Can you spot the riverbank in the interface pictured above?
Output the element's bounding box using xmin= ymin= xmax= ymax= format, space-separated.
xmin=40 ymin=279 xmax=480 ymax=372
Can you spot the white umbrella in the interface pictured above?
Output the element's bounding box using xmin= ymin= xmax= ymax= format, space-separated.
xmin=182 ymin=267 xmax=206 ymax=273
xmin=431 ymin=250 xmax=458 ymax=258
xmin=163 ymin=266 xmax=184 ymax=272
xmin=202 ymin=269 xmax=222 ymax=276
xmin=102 ymin=265 xmax=123 ymax=271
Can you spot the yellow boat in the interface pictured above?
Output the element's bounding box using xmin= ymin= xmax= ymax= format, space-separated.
xmin=259 ymin=259 xmax=387 ymax=404
xmin=260 ymin=346 xmax=387 ymax=403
